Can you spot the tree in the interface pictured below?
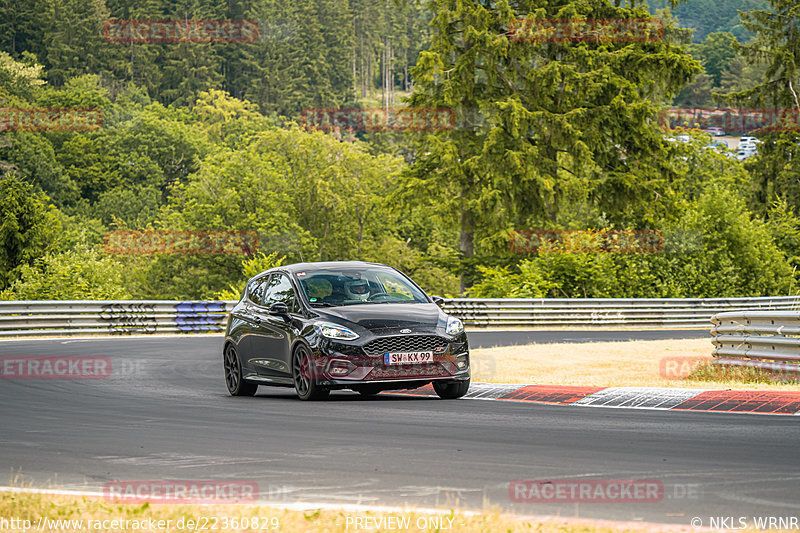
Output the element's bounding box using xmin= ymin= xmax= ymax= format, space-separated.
xmin=733 ymin=0 xmax=800 ymax=109
xmin=55 ymin=100 xmax=210 ymax=203
xmin=41 ymin=0 xmax=114 ymax=87
xmin=718 ymin=55 xmax=766 ymax=94
xmin=726 ymin=0 xmax=800 ymax=213
xmin=0 ymin=0 xmax=48 ymax=58
xmin=191 ymin=89 xmax=278 ymax=148
xmin=167 ymin=139 xmax=312 ymax=253
xmin=94 ymin=184 xmax=161 ymax=227
xmin=241 ymin=125 xmax=401 ymax=260
xmin=398 ymin=0 xmax=700 ymax=291
xmin=0 ymin=50 xmax=46 ymax=117
xmin=0 ymin=132 xmax=78 ymax=206
xmin=236 ymin=0 xmax=309 ymax=115
xmin=103 ymin=0 xmax=167 ymax=94
xmin=690 ymin=32 xmax=738 ymax=86
xmin=234 ymin=0 xmax=356 ymax=116
xmin=0 ymin=174 xmax=58 ymax=289
xmin=211 ymin=251 xmax=285 ymax=300
xmin=675 ymin=72 xmax=714 ymax=106
xmin=35 ymin=73 xmax=111 ymax=108
xmin=56 ymin=133 xmax=122 ymax=203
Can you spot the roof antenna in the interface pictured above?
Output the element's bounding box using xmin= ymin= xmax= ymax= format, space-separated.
xmin=299 ymin=251 xmax=304 ymax=263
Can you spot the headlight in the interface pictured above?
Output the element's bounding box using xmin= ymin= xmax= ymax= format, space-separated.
xmin=315 ymin=323 xmax=359 ymax=340
xmin=445 ymin=316 xmax=464 ymax=335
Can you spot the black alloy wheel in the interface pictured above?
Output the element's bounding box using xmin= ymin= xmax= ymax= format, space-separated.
xmin=224 ymin=344 xmax=258 ymax=396
xmin=292 ymin=345 xmax=330 ymax=401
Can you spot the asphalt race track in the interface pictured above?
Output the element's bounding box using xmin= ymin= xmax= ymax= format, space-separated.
xmin=1 ymin=334 xmax=798 ymax=526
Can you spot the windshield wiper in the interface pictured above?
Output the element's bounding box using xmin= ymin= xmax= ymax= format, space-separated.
xmin=310 ymin=302 xmax=336 ymax=307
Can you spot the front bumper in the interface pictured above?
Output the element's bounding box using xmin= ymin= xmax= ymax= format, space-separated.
xmin=309 ymin=331 xmax=470 ymax=388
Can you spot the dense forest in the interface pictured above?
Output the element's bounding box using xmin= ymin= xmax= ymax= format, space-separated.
xmin=650 ymin=0 xmax=767 ymax=42
xmin=0 ymin=0 xmax=430 ymax=114
xmin=1 ymin=0 xmax=799 ymax=300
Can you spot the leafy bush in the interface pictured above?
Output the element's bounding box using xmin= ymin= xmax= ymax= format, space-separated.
xmin=469 ymin=188 xmax=796 ymax=298
xmin=0 ymin=244 xmax=129 ymax=300
xmin=209 ymin=252 xmax=286 ymax=300
xmin=0 ymin=174 xmax=59 ymax=290
xmin=361 ymin=236 xmax=461 ymax=297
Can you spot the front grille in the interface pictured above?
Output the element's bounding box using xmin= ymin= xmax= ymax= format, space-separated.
xmin=362 ymin=335 xmax=448 ymax=355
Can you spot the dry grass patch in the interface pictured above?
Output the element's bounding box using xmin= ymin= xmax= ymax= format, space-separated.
xmin=0 ymin=490 xmax=690 ymax=533
xmin=470 ymin=338 xmax=800 ymax=391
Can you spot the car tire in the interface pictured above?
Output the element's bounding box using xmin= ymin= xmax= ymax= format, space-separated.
xmin=292 ymin=345 xmax=330 ymax=401
xmin=224 ymin=344 xmax=258 ymax=397
xmin=433 ymin=378 xmax=470 ymax=399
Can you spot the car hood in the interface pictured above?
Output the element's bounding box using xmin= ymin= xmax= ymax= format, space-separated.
xmin=314 ymin=303 xmax=444 ymax=332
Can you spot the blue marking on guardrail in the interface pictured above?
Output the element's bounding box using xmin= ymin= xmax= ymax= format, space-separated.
xmin=175 ymin=301 xmax=226 ymax=332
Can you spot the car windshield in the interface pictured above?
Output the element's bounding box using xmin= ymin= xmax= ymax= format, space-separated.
xmin=294 ymin=267 xmax=428 ymax=307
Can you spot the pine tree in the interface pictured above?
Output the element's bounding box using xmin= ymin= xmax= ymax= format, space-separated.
xmin=733 ymin=0 xmax=800 ymax=109
xmin=41 ymin=0 xmax=112 ymax=86
xmin=237 ymin=0 xmax=312 ymax=115
xmin=155 ymin=0 xmax=224 ymax=106
xmin=727 ymin=0 xmax=800 ymax=213
xmin=104 ymin=0 xmax=164 ymax=96
xmin=318 ymin=0 xmax=355 ymax=107
xmin=399 ymin=0 xmax=700 ymax=291
xmin=0 ymin=0 xmax=49 ymax=59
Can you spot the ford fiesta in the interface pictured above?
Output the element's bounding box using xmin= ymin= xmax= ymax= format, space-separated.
xmin=223 ymin=261 xmax=470 ymax=400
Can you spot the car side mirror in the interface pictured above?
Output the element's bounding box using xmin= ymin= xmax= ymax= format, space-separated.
xmin=269 ymin=302 xmax=289 ymax=316
xmin=431 ymin=296 xmax=446 ymax=309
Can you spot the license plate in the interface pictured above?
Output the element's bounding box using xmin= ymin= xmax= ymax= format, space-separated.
xmin=384 ymin=351 xmax=434 ymax=365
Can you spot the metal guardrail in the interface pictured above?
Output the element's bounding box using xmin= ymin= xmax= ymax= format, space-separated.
xmin=711 ymin=311 xmax=800 ymax=374
xmin=1 ymin=296 xmax=799 ymax=337
xmin=0 ymin=301 xmax=237 ymax=337
xmin=445 ymin=296 xmax=800 ymax=327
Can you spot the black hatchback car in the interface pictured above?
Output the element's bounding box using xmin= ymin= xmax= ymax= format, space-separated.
xmin=223 ymin=261 xmax=470 ymax=400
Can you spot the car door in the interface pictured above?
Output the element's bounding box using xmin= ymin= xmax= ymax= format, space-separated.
xmin=249 ymin=272 xmax=298 ymax=381
xmin=233 ymin=275 xmax=270 ymax=377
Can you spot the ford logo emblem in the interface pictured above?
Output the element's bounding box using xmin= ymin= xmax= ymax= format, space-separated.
xmin=400 ymin=328 xmax=412 ymax=334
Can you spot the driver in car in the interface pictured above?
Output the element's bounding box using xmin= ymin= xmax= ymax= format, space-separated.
xmin=343 ymin=279 xmax=371 ymax=301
